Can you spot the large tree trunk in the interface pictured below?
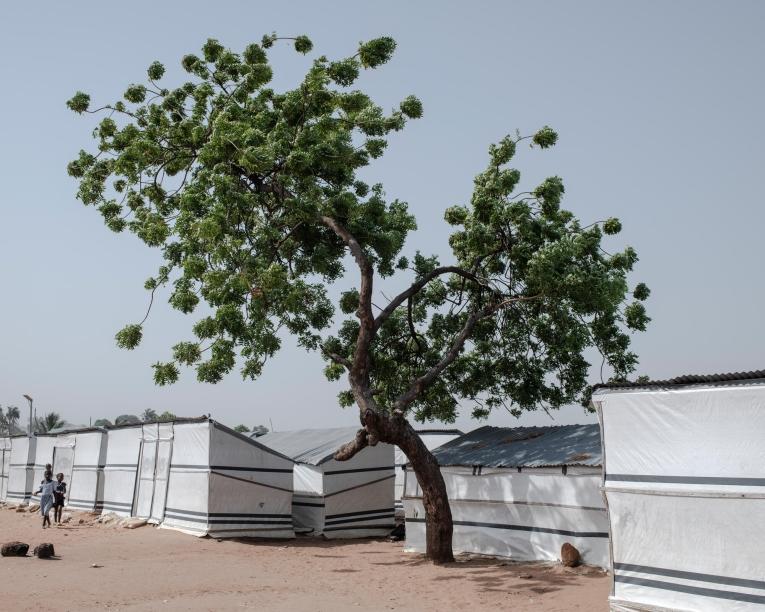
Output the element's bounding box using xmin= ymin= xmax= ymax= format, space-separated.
xmin=335 ymin=409 xmax=454 ymax=564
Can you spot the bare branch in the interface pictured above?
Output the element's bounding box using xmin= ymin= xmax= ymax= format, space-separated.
xmin=334 ymin=428 xmax=369 ymax=461
xmin=374 ymin=266 xmax=491 ymax=330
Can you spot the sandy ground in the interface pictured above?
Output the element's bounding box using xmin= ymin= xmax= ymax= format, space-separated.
xmin=0 ymin=505 xmax=609 ymax=611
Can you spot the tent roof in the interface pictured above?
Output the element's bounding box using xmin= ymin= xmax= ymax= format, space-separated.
xmin=431 ymin=424 xmax=602 ymax=468
xmin=416 ymin=429 xmax=464 ymax=436
xmin=257 ymin=426 xmax=361 ymax=465
xmin=592 ymin=369 xmax=765 ymax=392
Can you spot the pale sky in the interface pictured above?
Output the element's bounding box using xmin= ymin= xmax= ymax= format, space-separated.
xmin=1 ymin=1 xmax=763 ymax=432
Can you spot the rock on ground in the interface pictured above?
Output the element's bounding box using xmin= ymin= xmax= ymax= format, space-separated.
xmin=120 ymin=518 xmax=148 ymax=530
xmin=1 ymin=541 xmax=29 ymax=557
xmin=27 ymin=504 xmax=40 ymax=513
xmin=560 ymin=543 xmax=581 ymax=568
xmin=33 ymin=543 xmax=55 ymax=558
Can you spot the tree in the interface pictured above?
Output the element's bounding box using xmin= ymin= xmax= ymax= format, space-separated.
xmin=94 ymin=418 xmax=113 ymax=427
xmin=67 ymin=35 xmax=648 ymax=562
xmin=35 ymin=412 xmax=65 ymax=433
xmin=157 ymin=411 xmax=176 ymax=422
xmin=141 ymin=408 xmax=158 ymax=422
xmin=233 ymin=424 xmax=249 ymax=433
xmin=6 ymin=405 xmax=20 ymax=434
xmin=115 ymin=414 xmax=141 ymax=426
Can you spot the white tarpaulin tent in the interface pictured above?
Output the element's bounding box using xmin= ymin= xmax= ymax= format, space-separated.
xmin=404 ymin=424 xmax=609 ymax=567
xmin=394 ymin=429 xmax=463 ymax=518
xmin=259 ymin=427 xmax=395 ymax=538
xmin=593 ymin=371 xmax=765 ymax=611
xmin=0 ymin=436 xmax=10 ymax=501
xmin=100 ymin=418 xmax=295 ymax=538
xmin=6 ymin=435 xmax=36 ymax=504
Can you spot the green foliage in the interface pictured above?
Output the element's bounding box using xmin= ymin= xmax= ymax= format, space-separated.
xmin=115 ymin=414 xmax=140 ymax=425
xmin=94 ymin=418 xmax=112 ymax=427
xmin=35 ymin=412 xmax=65 ymax=433
xmin=158 ymin=411 xmax=177 ymax=422
xmin=141 ymin=408 xmax=158 ymax=422
xmin=233 ymin=424 xmax=249 ymax=432
xmin=68 ymin=34 xmax=649 ymax=424
xmin=115 ymin=324 xmax=142 ymax=349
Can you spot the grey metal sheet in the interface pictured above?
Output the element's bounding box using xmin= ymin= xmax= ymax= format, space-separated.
xmin=432 ymin=424 xmax=602 ymax=468
xmin=257 ymin=427 xmax=361 ymax=466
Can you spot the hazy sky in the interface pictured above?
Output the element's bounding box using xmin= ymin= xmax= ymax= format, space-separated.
xmin=1 ymin=1 xmax=763 ymax=432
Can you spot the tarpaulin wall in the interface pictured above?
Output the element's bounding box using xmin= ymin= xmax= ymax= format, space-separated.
xmin=404 ymin=466 xmax=609 ymax=567
xmin=66 ymin=430 xmax=107 ymax=512
xmin=101 ymin=426 xmax=143 ymax=516
xmin=7 ymin=436 xmax=36 ymax=503
xmin=394 ymin=433 xmax=461 ymax=517
xmin=320 ymin=442 xmax=395 ymax=539
xmin=0 ymin=437 xmax=10 ymax=501
xmin=163 ymin=422 xmax=294 ymax=538
xmin=596 ymin=383 xmax=765 ymax=611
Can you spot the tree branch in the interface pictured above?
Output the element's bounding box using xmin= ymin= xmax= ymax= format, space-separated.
xmin=374 ymin=266 xmax=490 ymax=330
xmin=393 ymin=294 xmax=542 ymax=412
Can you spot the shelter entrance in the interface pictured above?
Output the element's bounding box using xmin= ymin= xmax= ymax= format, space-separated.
xmin=52 ymin=446 xmax=74 ymax=489
xmin=133 ymin=433 xmax=173 ymax=522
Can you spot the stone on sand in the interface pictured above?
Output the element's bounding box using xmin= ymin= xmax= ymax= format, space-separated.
xmin=1 ymin=541 xmax=29 ymax=557
xmin=33 ymin=543 xmax=55 ymax=559
xmin=560 ymin=543 xmax=581 ymax=568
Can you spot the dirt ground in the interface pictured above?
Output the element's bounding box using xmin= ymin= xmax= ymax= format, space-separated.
xmin=0 ymin=505 xmax=610 ymax=611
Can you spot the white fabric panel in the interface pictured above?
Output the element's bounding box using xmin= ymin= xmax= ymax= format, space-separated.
xmin=163 ymin=469 xmax=210 ymax=535
xmin=142 ymin=423 xmax=159 ymax=442
xmin=599 ymin=385 xmax=765 ymax=483
xmin=404 ymin=467 xmax=608 ymax=567
xmin=292 ymin=493 xmax=325 ymax=532
xmin=321 ymin=443 xmax=394 ymax=496
xmin=67 ymin=431 xmax=106 ymax=511
xmin=394 ymin=434 xmax=460 ymax=515
xmin=7 ymin=436 xmax=35 ymax=503
xmin=404 ymin=495 xmax=609 ymax=567
xmin=169 ymin=421 xmax=208 ymax=465
xmin=323 ymin=474 xmax=395 ymax=539
xmin=607 ymin=491 xmax=765 ymax=611
xmin=0 ymin=438 xmax=10 ymax=501
xmin=294 ymin=464 xmax=323 ymax=495
xmin=209 ymin=424 xmax=294 ymax=491
xmin=31 ymin=436 xmax=58 ymax=501
xmin=134 ymin=440 xmax=158 ymax=518
xmin=150 ymin=439 xmax=173 ymax=521
xmin=102 ymin=427 xmax=142 ymax=515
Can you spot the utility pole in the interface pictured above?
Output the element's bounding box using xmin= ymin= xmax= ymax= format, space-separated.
xmin=23 ymin=395 xmax=33 ymax=436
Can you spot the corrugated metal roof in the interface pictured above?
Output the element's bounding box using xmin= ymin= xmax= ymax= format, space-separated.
xmin=257 ymin=426 xmax=361 ymax=466
xmin=415 ymin=429 xmax=464 ymax=436
xmin=593 ymin=370 xmax=765 ymax=391
xmin=431 ymin=424 xmax=602 ymax=468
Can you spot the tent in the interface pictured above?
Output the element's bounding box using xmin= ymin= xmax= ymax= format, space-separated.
xmin=403 ymin=424 xmax=609 ymax=567
xmin=593 ymin=371 xmax=765 ymax=611
xmin=0 ymin=436 xmax=11 ymax=501
xmin=100 ymin=418 xmax=295 ymax=538
xmin=259 ymin=426 xmax=396 ymax=538
xmin=394 ymin=429 xmax=463 ymax=517
xmin=6 ymin=435 xmax=36 ymax=504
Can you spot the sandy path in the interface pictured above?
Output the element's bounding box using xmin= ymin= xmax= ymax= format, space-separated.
xmin=0 ymin=506 xmax=609 ymax=611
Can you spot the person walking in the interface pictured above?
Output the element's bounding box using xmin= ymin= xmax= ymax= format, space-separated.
xmin=53 ymin=473 xmax=67 ymax=523
xmin=34 ymin=471 xmax=56 ymax=528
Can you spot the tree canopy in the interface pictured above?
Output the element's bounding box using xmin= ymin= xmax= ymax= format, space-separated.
xmin=67 ymin=33 xmax=648 ymax=429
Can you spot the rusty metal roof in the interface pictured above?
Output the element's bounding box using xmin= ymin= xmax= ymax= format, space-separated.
xmin=431 ymin=424 xmax=602 ymax=468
